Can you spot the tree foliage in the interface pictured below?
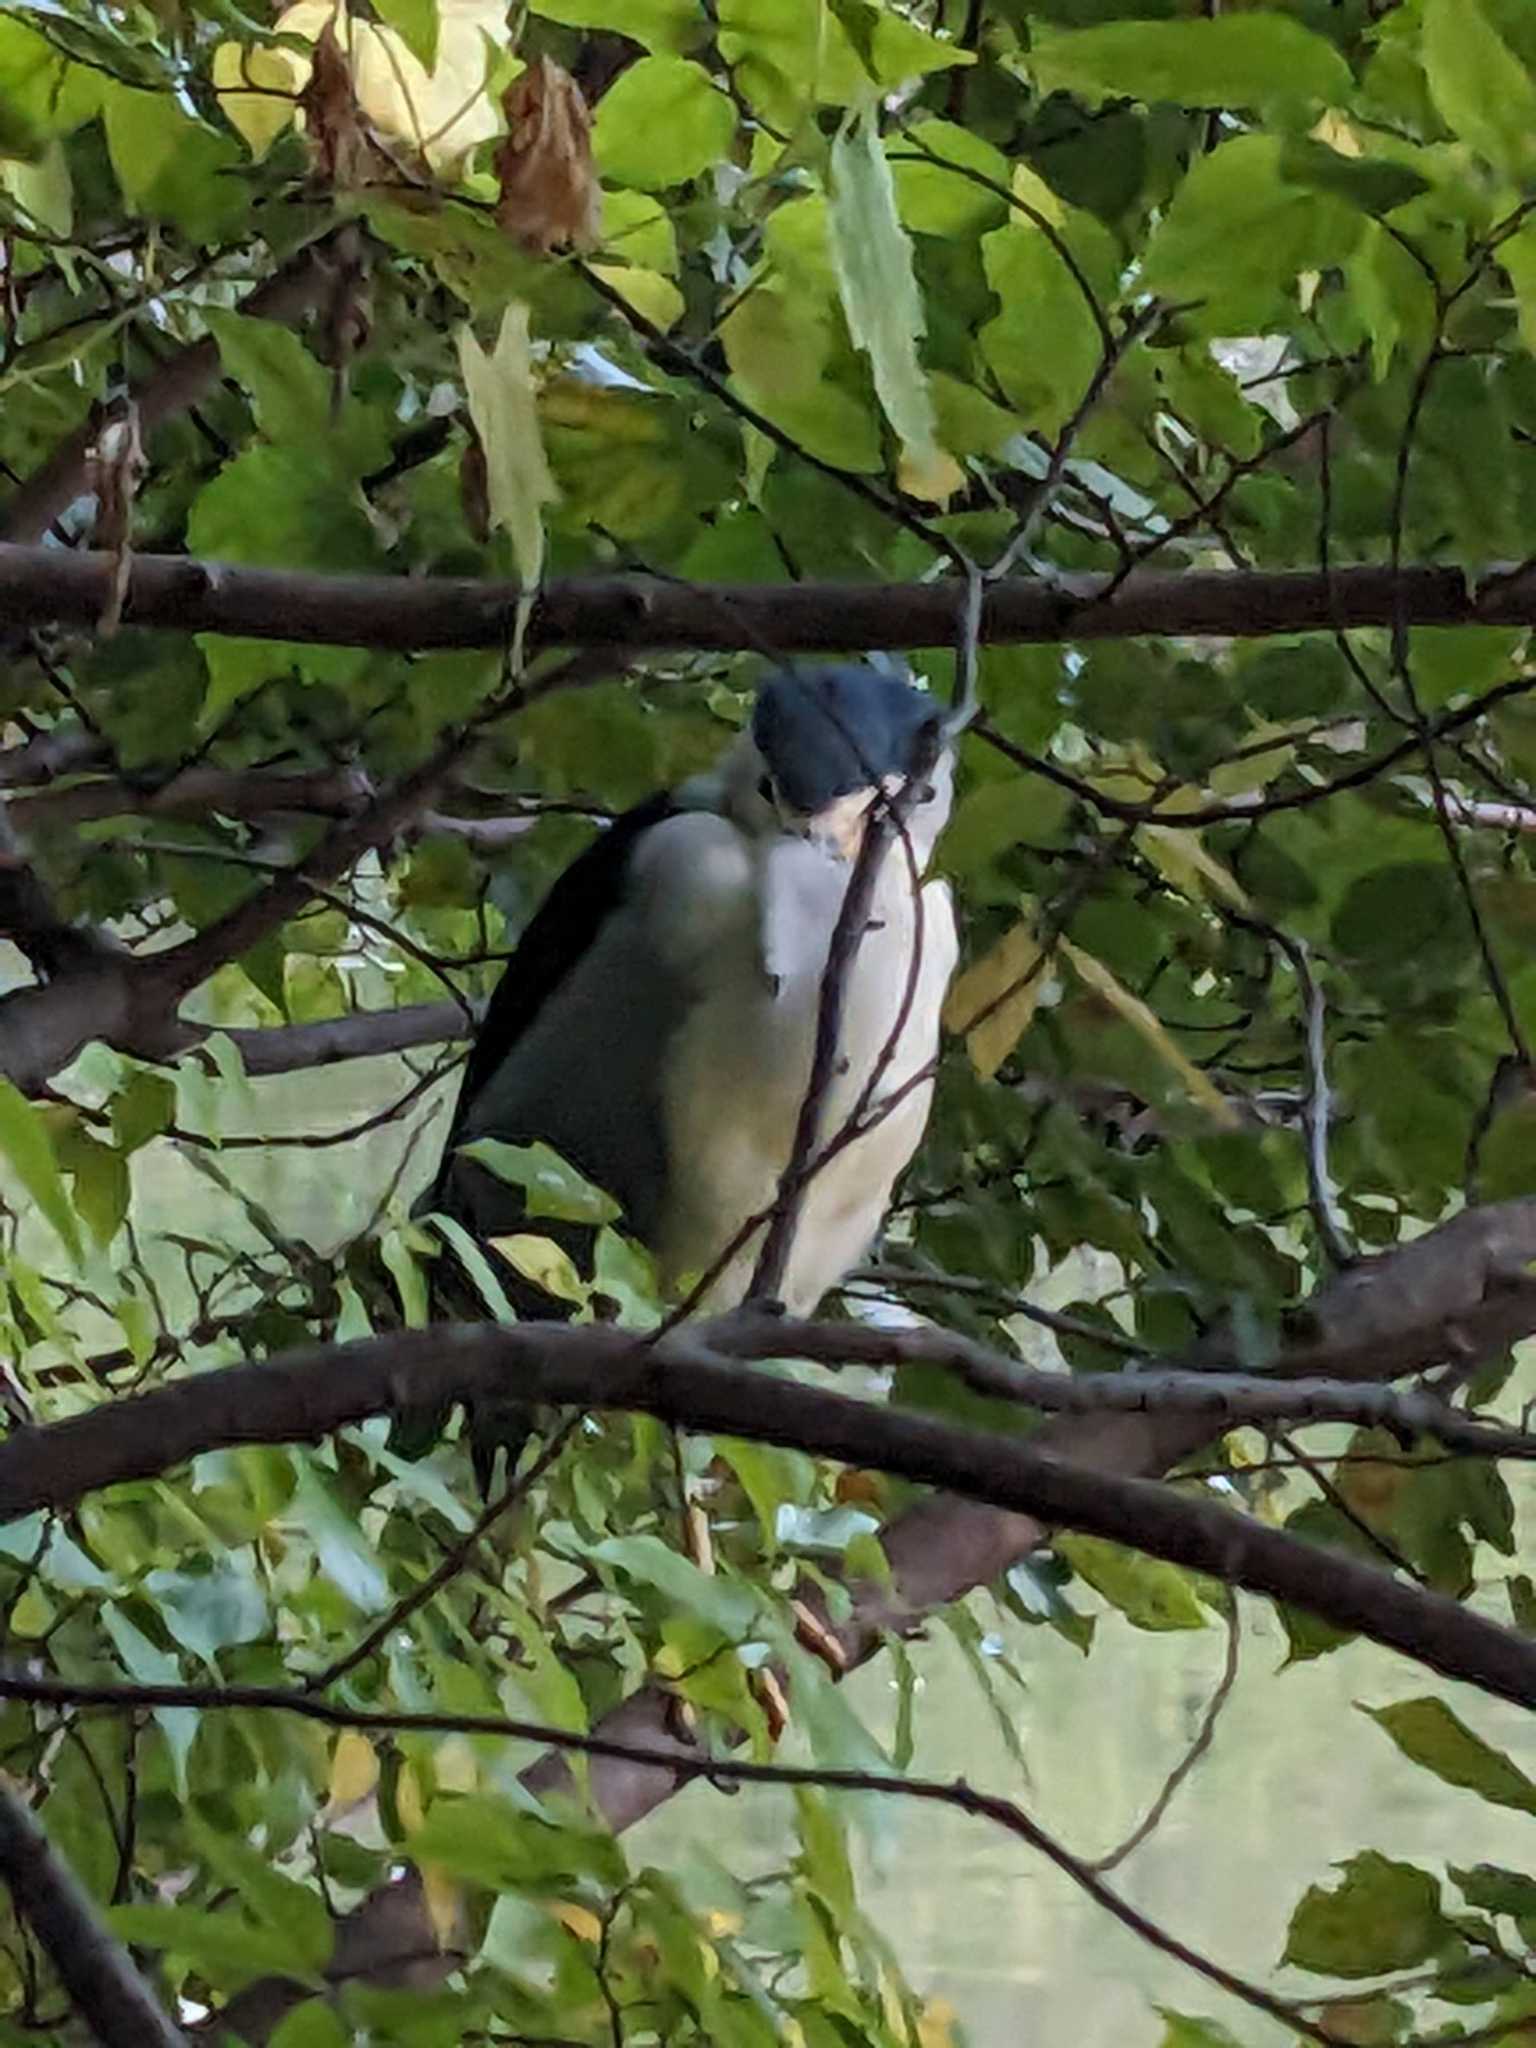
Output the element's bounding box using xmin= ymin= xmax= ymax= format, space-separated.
xmin=5 ymin=0 xmax=1536 ymax=2041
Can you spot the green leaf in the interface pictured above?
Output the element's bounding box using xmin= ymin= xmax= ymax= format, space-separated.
xmin=1284 ymin=1853 xmax=1450 ymax=1977
xmin=1501 ymin=224 xmax=1536 ymax=353
xmin=424 ymin=1212 xmax=521 ymax=1322
xmin=1142 ymin=135 xmax=1362 ymax=329
xmin=205 ymin=310 xmax=334 ymax=450
xmin=828 ymin=106 xmax=944 ymax=484
xmin=891 ymin=119 xmax=1009 ymax=237
xmin=721 ymin=287 xmax=882 ymax=471
xmin=1421 ymin=0 xmax=1536 ymax=181
xmin=102 ymin=86 xmax=246 ymax=241
xmin=0 ymin=1081 xmax=81 ymax=1263
xmin=374 ymin=0 xmax=438 ymax=71
xmin=58 ymin=1127 xmax=128 ymax=1247
xmin=458 ymin=1138 xmax=621 ymax=1224
xmin=145 ymin=1560 xmax=267 ymax=1665
xmin=1156 ymin=2015 xmax=1246 ymax=2048
xmin=189 ymin=1822 xmax=333 ymax=1975
xmin=408 ymin=1794 xmax=626 ymax=1891
xmin=291 ymin=1468 xmax=391 ymax=1613
xmin=980 ymin=210 xmax=1114 ymax=434
xmin=1030 ymin=15 xmax=1351 ymax=112
xmin=591 ymin=56 xmax=735 ymax=190
xmin=188 ymin=447 xmax=382 ymax=574
xmin=1054 ymin=1534 xmax=1208 ymax=1631
xmin=591 ymin=1532 xmax=760 ymax=1638
xmin=107 ymin=1905 xmax=322 ymax=1991
xmin=1363 ymin=1698 xmax=1536 ymax=1816
xmin=101 ymin=1607 xmax=197 ymax=1792
xmin=269 ymin=2005 xmax=351 ymax=2048
xmin=1451 ymin=1864 xmax=1536 ymax=1923
xmin=1278 ymin=136 xmax=1431 ymax=218
xmin=530 ymin=0 xmax=693 ymax=53
xmin=110 ymin=1069 xmax=177 ymax=1153
xmin=458 ymin=303 xmax=558 ymax=590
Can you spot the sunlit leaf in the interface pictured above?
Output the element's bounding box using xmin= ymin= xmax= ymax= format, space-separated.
xmin=0 ymin=1080 xmax=81 ymax=1263
xmin=828 ymin=104 xmax=948 ymax=495
xmin=458 ymin=302 xmax=559 ymax=590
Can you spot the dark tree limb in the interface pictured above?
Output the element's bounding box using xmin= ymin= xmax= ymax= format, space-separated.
xmin=6 ymin=1276 xmax=1536 ymax=1713
xmin=6 ymin=545 xmax=1536 ymax=652
xmin=0 ymin=1779 xmax=186 ymax=2047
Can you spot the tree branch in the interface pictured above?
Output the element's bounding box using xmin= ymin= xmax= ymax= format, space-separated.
xmin=6 ymin=545 xmax=1536 ymax=652
xmin=0 ymin=1676 xmax=1335 ymax=2048
xmin=0 ymin=247 xmax=334 ymax=546
xmin=6 ymin=1294 xmax=1536 ymax=1714
xmin=0 ymin=1778 xmax=186 ymax=2047
xmin=137 ymin=1198 xmax=1536 ymax=2038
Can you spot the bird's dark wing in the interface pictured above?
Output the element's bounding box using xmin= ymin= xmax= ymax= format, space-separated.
xmin=429 ymin=789 xmax=680 ymax=1201
xmin=406 ymin=790 xmax=680 ymax=1488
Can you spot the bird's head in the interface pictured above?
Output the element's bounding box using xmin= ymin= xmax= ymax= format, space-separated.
xmin=720 ymin=663 xmax=952 ymax=864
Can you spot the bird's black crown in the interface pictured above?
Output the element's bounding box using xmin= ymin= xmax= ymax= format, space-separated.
xmin=752 ymin=664 xmax=943 ymax=814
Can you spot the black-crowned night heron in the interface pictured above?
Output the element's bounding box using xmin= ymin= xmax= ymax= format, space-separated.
xmin=415 ymin=662 xmax=958 ymax=1479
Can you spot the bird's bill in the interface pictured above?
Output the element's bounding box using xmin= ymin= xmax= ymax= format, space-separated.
xmin=793 ymin=785 xmax=877 ymax=861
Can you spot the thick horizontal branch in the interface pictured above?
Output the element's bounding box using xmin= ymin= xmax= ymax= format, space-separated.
xmin=6 ymin=545 xmax=1536 ymax=652
xmin=6 ymin=1313 xmax=1536 ymax=1717
xmin=212 ymin=1001 xmax=468 ymax=1075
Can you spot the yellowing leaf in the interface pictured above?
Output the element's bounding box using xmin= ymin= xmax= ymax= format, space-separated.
xmin=458 ymin=303 xmax=558 ymax=589
xmin=420 ymin=1863 xmax=463 ymax=1947
xmin=490 ymin=1232 xmax=587 ymax=1305
xmin=213 ymin=41 xmax=306 ymax=156
xmin=1311 ymin=111 xmax=1361 ymax=159
xmin=898 ymin=441 xmax=965 ymax=504
xmin=1059 ymin=938 xmax=1238 ymax=1128
xmin=918 ymin=1999 xmax=960 ymax=2048
xmin=217 ymin=0 xmax=507 ymax=173
xmin=434 ymin=1736 xmax=478 ymax=1793
xmin=1138 ymin=824 xmax=1250 ymax=910
xmin=943 ymin=911 xmax=1048 ymax=1079
xmin=551 ymin=1900 xmax=603 ymax=1942
xmin=588 ymin=263 xmax=685 ymax=330
xmin=828 ymin=103 xmax=949 ymax=488
xmin=396 ymin=1760 xmax=427 ymax=1834
xmin=324 ymin=1729 xmax=379 ymax=1815
xmin=1010 ymin=161 xmax=1066 ymax=226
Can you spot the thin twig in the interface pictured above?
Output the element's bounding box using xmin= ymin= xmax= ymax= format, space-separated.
xmin=0 ymin=1673 xmax=1341 ymax=2048
xmin=1088 ymin=1606 xmax=1240 ymax=1875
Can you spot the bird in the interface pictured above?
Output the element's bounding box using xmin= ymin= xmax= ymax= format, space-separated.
xmin=412 ymin=661 xmax=959 ymax=1482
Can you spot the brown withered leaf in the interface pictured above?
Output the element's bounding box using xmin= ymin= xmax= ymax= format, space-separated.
xmin=459 ymin=423 xmax=490 ymax=544
xmin=300 ymin=17 xmax=398 ymax=189
xmin=316 ymin=224 xmax=373 ymax=416
xmin=493 ymin=56 xmax=599 ymax=255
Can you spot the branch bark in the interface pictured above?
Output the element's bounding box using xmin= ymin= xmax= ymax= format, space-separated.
xmin=6 ymin=1252 xmax=1536 ymax=1709
xmin=0 ymin=1779 xmax=186 ymax=2047
xmin=6 ymin=545 xmax=1536 ymax=651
